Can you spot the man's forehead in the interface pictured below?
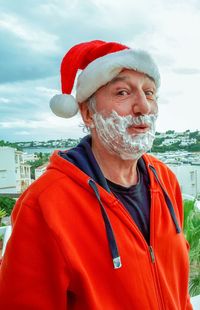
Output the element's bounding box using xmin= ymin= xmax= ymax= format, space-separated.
xmin=109 ymin=70 xmax=156 ymax=88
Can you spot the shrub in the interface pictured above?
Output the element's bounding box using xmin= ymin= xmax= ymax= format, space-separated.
xmin=184 ymin=200 xmax=200 ymax=297
xmin=0 ymin=196 xmax=16 ymax=216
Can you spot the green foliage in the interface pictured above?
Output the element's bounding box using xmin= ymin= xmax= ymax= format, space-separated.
xmin=189 ymin=131 xmax=199 ymax=139
xmin=152 ymin=142 xmax=181 ymax=153
xmin=0 ymin=207 xmax=7 ymax=226
xmin=0 ymin=140 xmax=22 ymax=151
xmin=183 ymin=200 xmax=195 ymax=236
xmin=189 ymin=276 xmax=200 ymax=297
xmin=0 ymin=208 xmax=7 ymax=218
xmin=0 ymin=196 xmax=16 ymax=216
xmin=166 ymin=130 xmax=175 ymax=134
xmin=27 ymin=152 xmax=50 ymax=179
xmin=151 ymin=130 xmax=200 ymax=152
xmin=187 ymin=143 xmax=200 ymax=152
xmin=152 ymin=137 xmax=165 ymax=146
xmin=152 ymin=140 xmax=200 ymax=152
xmin=184 ymin=200 xmax=200 ymax=297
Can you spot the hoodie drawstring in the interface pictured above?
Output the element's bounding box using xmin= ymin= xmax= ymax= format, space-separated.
xmin=149 ymin=165 xmax=181 ymax=234
xmin=88 ymin=179 xmax=122 ymax=269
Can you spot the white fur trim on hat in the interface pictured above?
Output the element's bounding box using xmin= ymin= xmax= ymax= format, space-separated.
xmin=76 ymin=49 xmax=160 ymax=103
xmin=50 ymin=94 xmax=78 ymax=118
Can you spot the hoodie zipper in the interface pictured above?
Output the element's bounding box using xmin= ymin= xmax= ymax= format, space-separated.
xmin=148 ymin=190 xmax=165 ymax=310
xmin=148 ymin=246 xmax=165 ymax=310
xmin=149 ymin=245 xmax=155 ymax=263
xmin=89 ymin=178 xmax=165 ymax=308
xmin=147 ymin=164 xmax=182 ymax=310
xmin=116 ymin=194 xmax=165 ymax=309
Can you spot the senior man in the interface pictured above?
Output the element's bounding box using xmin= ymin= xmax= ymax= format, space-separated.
xmin=0 ymin=40 xmax=192 ymax=309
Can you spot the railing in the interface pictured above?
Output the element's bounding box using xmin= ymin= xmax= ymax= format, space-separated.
xmin=191 ymin=294 xmax=200 ymax=309
xmin=0 ymin=225 xmax=12 ymax=258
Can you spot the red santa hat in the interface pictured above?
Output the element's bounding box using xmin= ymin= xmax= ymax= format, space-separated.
xmin=50 ymin=40 xmax=160 ymax=118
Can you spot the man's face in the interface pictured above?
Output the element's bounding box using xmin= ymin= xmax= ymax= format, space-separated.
xmin=88 ymin=69 xmax=158 ymax=160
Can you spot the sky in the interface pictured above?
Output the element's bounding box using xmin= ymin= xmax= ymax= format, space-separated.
xmin=0 ymin=0 xmax=200 ymax=142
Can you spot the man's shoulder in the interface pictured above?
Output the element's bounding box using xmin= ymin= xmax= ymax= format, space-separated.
xmin=19 ymin=168 xmax=68 ymax=205
xmin=143 ymin=153 xmax=168 ymax=168
xmin=143 ymin=153 xmax=176 ymax=177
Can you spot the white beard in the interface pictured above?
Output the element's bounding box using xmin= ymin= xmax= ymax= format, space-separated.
xmin=92 ymin=111 xmax=157 ymax=160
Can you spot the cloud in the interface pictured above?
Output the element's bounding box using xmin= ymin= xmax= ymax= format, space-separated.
xmin=0 ymin=77 xmax=58 ymax=123
xmin=172 ymin=68 xmax=200 ymax=75
xmin=0 ymin=28 xmax=60 ymax=84
xmin=0 ymin=114 xmax=85 ymax=141
xmin=0 ymin=13 xmax=59 ymax=53
xmin=0 ymin=0 xmax=200 ymax=141
xmin=0 ymin=0 xmax=164 ymax=85
xmin=0 ymin=97 xmax=11 ymax=104
xmin=14 ymin=131 xmax=31 ymax=136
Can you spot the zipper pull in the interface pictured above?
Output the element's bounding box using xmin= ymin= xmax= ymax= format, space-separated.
xmin=149 ymin=246 xmax=155 ymax=263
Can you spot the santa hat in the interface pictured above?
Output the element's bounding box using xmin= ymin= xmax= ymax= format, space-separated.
xmin=50 ymin=40 xmax=160 ymax=118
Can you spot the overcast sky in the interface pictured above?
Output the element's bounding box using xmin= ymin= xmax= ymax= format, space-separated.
xmin=0 ymin=0 xmax=200 ymax=141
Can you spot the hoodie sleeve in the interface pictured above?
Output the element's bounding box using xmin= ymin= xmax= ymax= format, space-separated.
xmin=0 ymin=197 xmax=70 ymax=310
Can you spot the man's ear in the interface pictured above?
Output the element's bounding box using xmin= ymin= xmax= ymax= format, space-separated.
xmin=79 ymin=101 xmax=94 ymax=127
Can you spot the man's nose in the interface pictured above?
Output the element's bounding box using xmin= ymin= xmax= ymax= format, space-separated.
xmin=131 ymin=91 xmax=151 ymax=116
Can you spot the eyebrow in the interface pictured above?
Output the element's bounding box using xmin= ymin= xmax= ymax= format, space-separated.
xmin=108 ymin=75 xmax=156 ymax=91
xmin=108 ymin=76 xmax=130 ymax=85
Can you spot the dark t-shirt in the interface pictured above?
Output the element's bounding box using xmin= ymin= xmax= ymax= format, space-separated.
xmin=106 ymin=160 xmax=150 ymax=244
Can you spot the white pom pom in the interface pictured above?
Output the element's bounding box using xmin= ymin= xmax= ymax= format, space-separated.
xmin=49 ymin=94 xmax=78 ymax=118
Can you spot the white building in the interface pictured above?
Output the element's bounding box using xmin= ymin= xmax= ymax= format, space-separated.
xmin=168 ymin=164 xmax=200 ymax=198
xmin=0 ymin=147 xmax=31 ymax=194
xmin=161 ymin=138 xmax=180 ymax=146
xmin=35 ymin=163 xmax=48 ymax=179
xmin=22 ymin=152 xmax=38 ymax=162
xmin=180 ymin=138 xmax=197 ymax=146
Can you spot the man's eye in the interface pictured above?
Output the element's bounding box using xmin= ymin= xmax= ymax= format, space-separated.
xmin=117 ymin=90 xmax=129 ymax=96
xmin=145 ymin=90 xmax=153 ymax=96
xmin=145 ymin=90 xmax=155 ymax=99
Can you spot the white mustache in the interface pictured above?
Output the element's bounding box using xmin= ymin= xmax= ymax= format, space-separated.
xmin=108 ymin=111 xmax=157 ymax=133
xmin=116 ymin=113 xmax=158 ymax=128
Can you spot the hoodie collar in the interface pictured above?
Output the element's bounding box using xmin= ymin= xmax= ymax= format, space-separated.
xmin=59 ymin=135 xmax=111 ymax=192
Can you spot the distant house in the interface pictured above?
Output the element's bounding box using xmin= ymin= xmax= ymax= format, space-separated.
xmin=22 ymin=153 xmax=38 ymax=162
xmin=180 ymin=138 xmax=197 ymax=146
xmin=161 ymin=138 xmax=180 ymax=146
xmin=0 ymin=147 xmax=31 ymax=194
xmin=168 ymin=164 xmax=200 ymax=198
xmin=35 ymin=163 xmax=48 ymax=179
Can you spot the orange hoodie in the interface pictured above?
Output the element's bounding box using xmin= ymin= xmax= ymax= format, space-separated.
xmin=0 ymin=151 xmax=192 ymax=309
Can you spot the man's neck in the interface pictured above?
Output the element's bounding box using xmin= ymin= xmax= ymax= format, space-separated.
xmin=91 ymin=136 xmax=139 ymax=187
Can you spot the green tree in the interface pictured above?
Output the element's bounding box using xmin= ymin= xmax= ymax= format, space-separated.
xmin=184 ymin=200 xmax=200 ymax=297
xmin=0 ymin=140 xmax=22 ymax=151
xmin=187 ymin=143 xmax=200 ymax=152
xmin=166 ymin=130 xmax=175 ymax=134
xmin=152 ymin=137 xmax=165 ymax=146
xmin=27 ymin=152 xmax=50 ymax=179
xmin=0 ymin=208 xmax=7 ymax=226
xmin=0 ymin=196 xmax=16 ymax=216
xmin=189 ymin=131 xmax=199 ymax=139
